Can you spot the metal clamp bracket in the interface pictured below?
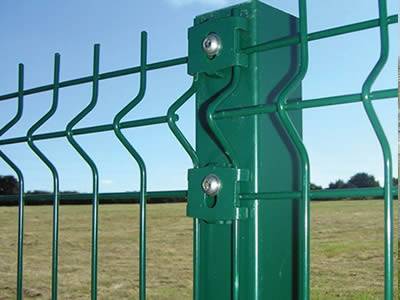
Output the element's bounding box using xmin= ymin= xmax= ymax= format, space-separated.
xmin=188 ymin=16 xmax=249 ymax=75
xmin=187 ymin=166 xmax=249 ymax=222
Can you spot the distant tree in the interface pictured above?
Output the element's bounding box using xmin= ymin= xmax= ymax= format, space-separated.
xmin=393 ymin=177 xmax=398 ymax=186
xmin=310 ymin=183 xmax=322 ymax=190
xmin=347 ymin=172 xmax=380 ymax=188
xmin=0 ymin=175 xmax=19 ymax=195
xmin=61 ymin=190 xmax=79 ymax=194
xmin=25 ymin=190 xmax=79 ymax=195
xmin=27 ymin=190 xmax=51 ymax=195
xmin=328 ymin=179 xmax=348 ymax=189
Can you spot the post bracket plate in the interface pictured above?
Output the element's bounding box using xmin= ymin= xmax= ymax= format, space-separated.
xmin=188 ymin=16 xmax=248 ymax=75
xmin=187 ymin=166 xmax=249 ymax=223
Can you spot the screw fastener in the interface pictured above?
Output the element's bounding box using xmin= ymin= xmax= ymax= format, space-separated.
xmin=202 ymin=33 xmax=222 ymax=57
xmin=202 ymin=174 xmax=222 ymax=196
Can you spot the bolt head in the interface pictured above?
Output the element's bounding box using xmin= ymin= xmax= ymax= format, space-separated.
xmin=202 ymin=33 xmax=222 ymax=57
xmin=202 ymin=174 xmax=221 ymax=196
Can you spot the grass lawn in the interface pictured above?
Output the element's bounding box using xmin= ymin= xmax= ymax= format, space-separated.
xmin=0 ymin=200 xmax=397 ymax=299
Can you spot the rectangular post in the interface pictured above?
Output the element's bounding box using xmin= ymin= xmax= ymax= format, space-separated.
xmin=187 ymin=1 xmax=303 ymax=299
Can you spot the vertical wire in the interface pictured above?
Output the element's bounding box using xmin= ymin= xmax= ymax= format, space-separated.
xmin=166 ymin=76 xmax=200 ymax=299
xmin=205 ymin=66 xmax=242 ymax=298
xmin=232 ymin=219 xmax=239 ymax=300
xmin=65 ymin=45 xmax=100 ymax=300
xmin=206 ymin=67 xmax=242 ymax=298
xmin=193 ymin=218 xmax=200 ymax=300
xmin=112 ymin=31 xmax=148 ymax=300
xmin=361 ymin=0 xmax=393 ymax=298
xmin=206 ymin=66 xmax=241 ymax=167
xmin=275 ymin=0 xmax=310 ymax=299
xmin=0 ymin=64 xmax=25 ymax=300
xmin=26 ymin=53 xmax=61 ymax=299
xmin=204 ymin=66 xmax=243 ymax=298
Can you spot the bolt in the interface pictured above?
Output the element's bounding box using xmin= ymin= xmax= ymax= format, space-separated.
xmin=202 ymin=174 xmax=221 ymax=196
xmin=202 ymin=33 xmax=222 ymax=57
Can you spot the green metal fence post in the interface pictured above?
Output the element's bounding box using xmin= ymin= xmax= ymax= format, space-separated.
xmin=186 ymin=2 xmax=303 ymax=299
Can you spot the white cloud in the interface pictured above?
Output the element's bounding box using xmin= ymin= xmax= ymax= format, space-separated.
xmin=101 ymin=179 xmax=113 ymax=186
xmin=166 ymin=0 xmax=231 ymax=7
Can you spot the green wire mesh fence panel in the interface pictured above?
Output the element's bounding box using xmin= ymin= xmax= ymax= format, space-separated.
xmin=0 ymin=0 xmax=397 ymax=299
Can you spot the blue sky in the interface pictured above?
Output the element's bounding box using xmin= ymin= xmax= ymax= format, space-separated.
xmin=0 ymin=0 xmax=398 ymax=193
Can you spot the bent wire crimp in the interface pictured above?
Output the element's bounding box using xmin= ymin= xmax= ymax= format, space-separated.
xmin=206 ymin=66 xmax=241 ymax=168
xmin=167 ymin=77 xmax=199 ymax=168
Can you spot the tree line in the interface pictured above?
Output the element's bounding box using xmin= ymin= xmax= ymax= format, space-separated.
xmin=0 ymin=172 xmax=397 ymax=205
xmin=310 ymin=172 xmax=398 ymax=190
xmin=0 ymin=172 xmax=398 ymax=195
xmin=0 ymin=175 xmax=78 ymax=195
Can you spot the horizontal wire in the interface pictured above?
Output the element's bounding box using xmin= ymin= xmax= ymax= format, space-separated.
xmin=0 ymin=88 xmax=393 ymax=145
xmin=214 ymin=88 xmax=396 ymax=119
xmin=0 ymin=190 xmax=188 ymax=202
xmin=243 ymin=14 xmax=398 ymax=54
xmin=0 ymin=187 xmax=397 ymax=203
xmin=0 ymin=57 xmax=188 ymax=101
xmin=0 ymin=115 xmax=177 ymax=146
xmin=0 ymin=15 xmax=397 ymax=102
xmin=241 ymin=187 xmax=398 ymax=200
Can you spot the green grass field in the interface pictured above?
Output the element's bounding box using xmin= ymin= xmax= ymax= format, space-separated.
xmin=0 ymin=200 xmax=397 ymax=299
